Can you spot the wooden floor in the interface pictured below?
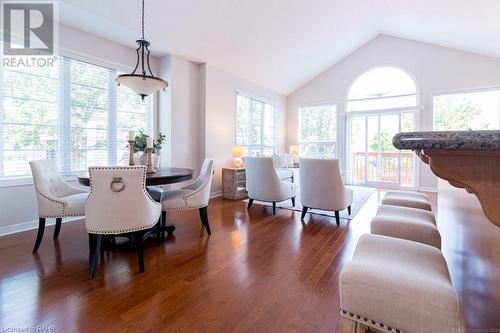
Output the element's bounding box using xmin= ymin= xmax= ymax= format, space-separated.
xmin=0 ymin=190 xmax=498 ymax=332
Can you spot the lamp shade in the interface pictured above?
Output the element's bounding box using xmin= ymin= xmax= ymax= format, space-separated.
xmin=232 ymin=145 xmax=244 ymax=158
xmin=116 ymin=74 xmax=168 ymax=99
xmin=289 ymin=145 xmax=299 ymax=155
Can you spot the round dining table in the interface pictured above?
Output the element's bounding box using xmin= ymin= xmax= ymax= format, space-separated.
xmin=77 ymin=167 xmax=194 ymax=187
xmin=77 ymin=167 xmax=194 ymax=237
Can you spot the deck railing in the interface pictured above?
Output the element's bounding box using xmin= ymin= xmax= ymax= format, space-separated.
xmin=352 ymin=151 xmax=414 ymax=185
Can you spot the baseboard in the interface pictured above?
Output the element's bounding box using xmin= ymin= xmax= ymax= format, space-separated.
xmin=0 ymin=217 xmax=83 ymax=237
xmin=210 ymin=190 xmax=222 ymax=199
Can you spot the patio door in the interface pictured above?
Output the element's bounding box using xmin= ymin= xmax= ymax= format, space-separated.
xmin=347 ymin=112 xmax=416 ymax=186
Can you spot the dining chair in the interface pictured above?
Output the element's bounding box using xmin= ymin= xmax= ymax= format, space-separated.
xmin=244 ymin=156 xmax=296 ymax=214
xmin=85 ymin=166 xmax=161 ymax=279
xmin=299 ymin=158 xmax=353 ymax=225
xmin=30 ymin=159 xmax=88 ymax=252
xmin=160 ymin=159 xmax=214 ymax=237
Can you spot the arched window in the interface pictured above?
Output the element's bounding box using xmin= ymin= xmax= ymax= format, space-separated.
xmin=346 ymin=67 xmax=418 ymax=187
xmin=347 ymin=67 xmax=417 ymax=112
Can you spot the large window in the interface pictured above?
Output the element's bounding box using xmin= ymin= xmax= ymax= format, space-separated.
xmin=0 ymin=55 xmax=151 ymax=179
xmin=236 ymin=93 xmax=276 ymax=156
xmin=298 ymin=103 xmax=336 ymax=158
xmin=346 ymin=67 xmax=418 ymax=186
xmin=433 ymin=89 xmax=500 ymax=130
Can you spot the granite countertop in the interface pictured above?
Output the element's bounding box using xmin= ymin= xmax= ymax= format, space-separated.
xmin=393 ymin=130 xmax=500 ymax=150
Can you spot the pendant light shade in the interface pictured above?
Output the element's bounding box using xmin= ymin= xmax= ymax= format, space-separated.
xmin=116 ymin=73 xmax=168 ymax=99
xmin=116 ymin=0 xmax=168 ymax=100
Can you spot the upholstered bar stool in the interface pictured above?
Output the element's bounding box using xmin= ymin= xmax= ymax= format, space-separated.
xmin=381 ymin=190 xmax=432 ymax=211
xmin=339 ymin=234 xmax=465 ymax=333
xmin=371 ymin=205 xmax=441 ymax=249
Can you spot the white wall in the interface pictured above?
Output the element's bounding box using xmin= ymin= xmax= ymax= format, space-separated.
xmin=204 ymin=65 xmax=287 ymax=194
xmin=0 ymin=24 xmax=160 ymax=235
xmin=286 ymin=35 xmax=500 ymax=190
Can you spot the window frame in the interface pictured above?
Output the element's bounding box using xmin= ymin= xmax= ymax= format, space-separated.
xmin=343 ymin=66 xmax=421 ymax=188
xmin=0 ymin=50 xmax=154 ymax=187
xmin=432 ymin=86 xmax=500 ymax=131
xmin=235 ymin=90 xmax=277 ymax=156
xmin=297 ymin=101 xmax=338 ymax=159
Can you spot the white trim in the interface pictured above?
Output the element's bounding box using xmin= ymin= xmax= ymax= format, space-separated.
xmin=432 ymin=85 xmax=500 ymax=96
xmin=0 ymin=216 xmax=83 ymax=237
xmin=418 ymin=186 xmax=438 ymax=193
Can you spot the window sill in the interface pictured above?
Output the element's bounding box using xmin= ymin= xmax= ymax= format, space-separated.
xmin=0 ymin=174 xmax=81 ymax=189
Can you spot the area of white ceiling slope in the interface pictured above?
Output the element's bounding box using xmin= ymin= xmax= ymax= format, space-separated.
xmin=57 ymin=0 xmax=500 ymax=95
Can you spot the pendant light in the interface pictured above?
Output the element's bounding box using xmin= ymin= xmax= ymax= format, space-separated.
xmin=116 ymin=0 xmax=168 ymax=100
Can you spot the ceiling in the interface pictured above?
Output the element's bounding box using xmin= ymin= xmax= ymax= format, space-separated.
xmin=58 ymin=0 xmax=500 ymax=95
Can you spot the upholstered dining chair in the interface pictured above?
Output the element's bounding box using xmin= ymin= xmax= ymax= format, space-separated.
xmin=244 ymin=157 xmax=296 ymax=214
xmin=299 ymin=158 xmax=353 ymax=225
xmin=85 ymin=166 xmax=161 ymax=279
xmin=30 ymin=159 xmax=88 ymax=252
xmin=160 ymin=159 xmax=214 ymax=237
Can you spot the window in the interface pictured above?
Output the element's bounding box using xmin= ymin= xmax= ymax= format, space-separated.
xmin=236 ymin=93 xmax=275 ymax=156
xmin=433 ymin=89 xmax=500 ymax=130
xmin=346 ymin=67 xmax=418 ymax=186
xmin=298 ymin=104 xmax=336 ymax=158
xmin=0 ymin=54 xmax=151 ymax=179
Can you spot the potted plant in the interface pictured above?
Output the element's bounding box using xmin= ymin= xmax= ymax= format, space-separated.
xmin=133 ymin=131 xmax=166 ymax=168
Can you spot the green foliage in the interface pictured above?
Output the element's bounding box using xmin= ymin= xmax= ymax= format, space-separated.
xmin=369 ymin=130 xmax=395 ymax=152
xmin=133 ymin=130 xmax=166 ymax=153
xmin=433 ymin=96 xmax=485 ymax=130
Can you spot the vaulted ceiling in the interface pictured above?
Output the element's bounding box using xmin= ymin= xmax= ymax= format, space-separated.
xmin=59 ymin=0 xmax=500 ymax=95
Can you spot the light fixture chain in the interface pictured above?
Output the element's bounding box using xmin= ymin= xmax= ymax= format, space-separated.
xmin=141 ymin=0 xmax=145 ymax=40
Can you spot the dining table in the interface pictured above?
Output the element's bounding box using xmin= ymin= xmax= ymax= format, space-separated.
xmin=77 ymin=167 xmax=194 ymax=238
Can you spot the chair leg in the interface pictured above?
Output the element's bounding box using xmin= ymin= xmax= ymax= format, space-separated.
xmin=199 ymin=206 xmax=211 ymax=235
xmin=161 ymin=211 xmax=166 ymax=240
xmin=156 ymin=217 xmax=162 ymax=245
xmin=335 ymin=211 xmax=340 ymax=226
xmin=136 ymin=231 xmax=145 ymax=273
xmin=348 ymin=205 xmax=352 ymax=215
xmin=247 ymin=198 xmax=254 ymax=210
xmin=32 ymin=218 xmax=46 ymax=252
xmin=88 ymin=234 xmax=102 ymax=279
xmin=272 ymin=202 xmax=276 ymax=214
xmin=291 ymin=197 xmax=295 ymax=207
xmin=301 ymin=206 xmax=308 ymax=220
xmin=53 ymin=217 xmax=62 ymax=239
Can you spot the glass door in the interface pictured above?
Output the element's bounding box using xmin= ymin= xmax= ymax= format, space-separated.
xmin=347 ymin=112 xmax=415 ymax=186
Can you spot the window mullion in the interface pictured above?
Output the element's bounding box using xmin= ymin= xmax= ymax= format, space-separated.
xmin=107 ymin=69 xmax=117 ymax=165
xmin=58 ymin=57 xmax=71 ymax=173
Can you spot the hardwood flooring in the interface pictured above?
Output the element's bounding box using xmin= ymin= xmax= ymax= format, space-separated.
xmin=0 ymin=190 xmax=498 ymax=332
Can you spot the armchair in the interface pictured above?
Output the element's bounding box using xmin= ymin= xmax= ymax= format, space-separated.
xmin=244 ymin=157 xmax=296 ymax=214
xmin=299 ymin=158 xmax=352 ymax=225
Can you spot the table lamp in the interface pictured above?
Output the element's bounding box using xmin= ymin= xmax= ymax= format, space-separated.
xmin=232 ymin=145 xmax=244 ymax=168
xmin=289 ymin=145 xmax=299 ymax=163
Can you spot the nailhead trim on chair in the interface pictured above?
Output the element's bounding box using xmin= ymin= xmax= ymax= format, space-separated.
xmin=163 ymin=166 xmax=214 ymax=212
xmin=340 ymin=309 xmax=403 ymax=333
xmin=87 ymin=166 xmax=160 ymax=234
xmin=33 ymin=180 xmax=86 ymax=218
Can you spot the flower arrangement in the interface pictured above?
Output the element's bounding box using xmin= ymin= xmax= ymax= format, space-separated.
xmin=133 ymin=130 xmax=166 ymax=154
